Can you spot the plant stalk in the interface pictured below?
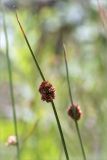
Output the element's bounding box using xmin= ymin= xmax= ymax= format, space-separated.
xmin=15 ymin=12 xmax=69 ymax=160
xmin=63 ymin=44 xmax=73 ymax=106
xmin=51 ymin=101 xmax=69 ymax=160
xmin=2 ymin=6 xmax=20 ymax=160
xmin=75 ymin=120 xmax=86 ymax=160
xmin=15 ymin=12 xmax=45 ymax=81
xmin=63 ymin=44 xmax=86 ymax=160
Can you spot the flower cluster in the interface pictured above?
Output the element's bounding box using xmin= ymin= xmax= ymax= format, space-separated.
xmin=39 ymin=81 xmax=55 ymax=103
xmin=67 ymin=103 xmax=82 ymax=121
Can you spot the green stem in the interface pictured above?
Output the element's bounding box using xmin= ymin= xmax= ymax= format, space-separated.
xmin=15 ymin=12 xmax=45 ymax=81
xmin=51 ymin=101 xmax=69 ymax=160
xmin=63 ymin=44 xmax=86 ymax=160
xmin=15 ymin=12 xmax=69 ymax=160
xmin=2 ymin=6 xmax=20 ymax=160
xmin=63 ymin=44 xmax=73 ymax=106
xmin=75 ymin=121 xmax=86 ymax=160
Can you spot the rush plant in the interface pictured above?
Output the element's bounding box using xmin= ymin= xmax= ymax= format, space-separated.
xmin=15 ymin=12 xmax=70 ymax=160
xmin=63 ymin=44 xmax=87 ymax=160
xmin=1 ymin=4 xmax=20 ymax=160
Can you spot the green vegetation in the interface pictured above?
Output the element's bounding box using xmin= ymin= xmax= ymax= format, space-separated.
xmin=0 ymin=0 xmax=107 ymax=159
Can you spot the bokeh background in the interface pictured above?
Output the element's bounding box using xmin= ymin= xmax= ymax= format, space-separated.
xmin=0 ymin=0 xmax=107 ymax=159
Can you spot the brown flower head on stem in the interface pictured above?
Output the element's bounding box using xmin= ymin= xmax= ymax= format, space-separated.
xmin=67 ymin=103 xmax=82 ymax=121
xmin=39 ymin=81 xmax=55 ymax=102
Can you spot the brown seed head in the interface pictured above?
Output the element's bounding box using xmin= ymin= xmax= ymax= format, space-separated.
xmin=39 ymin=81 xmax=55 ymax=102
xmin=67 ymin=103 xmax=82 ymax=121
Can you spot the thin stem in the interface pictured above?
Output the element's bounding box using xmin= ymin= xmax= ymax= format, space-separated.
xmin=15 ymin=12 xmax=69 ymax=160
xmin=51 ymin=101 xmax=69 ymax=160
xmin=63 ymin=44 xmax=86 ymax=160
xmin=63 ymin=44 xmax=73 ymax=106
xmin=2 ymin=5 xmax=20 ymax=160
xmin=75 ymin=121 xmax=86 ymax=160
xmin=15 ymin=12 xmax=45 ymax=81
xmin=22 ymin=120 xmax=39 ymax=144
xmin=19 ymin=120 xmax=39 ymax=153
xmin=97 ymin=0 xmax=107 ymax=33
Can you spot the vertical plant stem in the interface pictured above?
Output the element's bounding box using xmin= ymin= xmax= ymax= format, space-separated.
xmin=15 ymin=12 xmax=69 ymax=160
xmin=15 ymin=12 xmax=45 ymax=81
xmin=63 ymin=44 xmax=86 ymax=160
xmin=51 ymin=101 xmax=69 ymax=160
xmin=63 ymin=44 xmax=73 ymax=106
xmin=2 ymin=6 xmax=20 ymax=160
xmin=97 ymin=0 xmax=107 ymax=33
xmin=75 ymin=120 xmax=86 ymax=160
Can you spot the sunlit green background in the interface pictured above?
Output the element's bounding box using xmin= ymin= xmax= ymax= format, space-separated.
xmin=0 ymin=0 xmax=107 ymax=159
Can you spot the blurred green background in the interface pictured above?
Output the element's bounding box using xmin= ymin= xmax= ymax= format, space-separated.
xmin=0 ymin=0 xmax=107 ymax=159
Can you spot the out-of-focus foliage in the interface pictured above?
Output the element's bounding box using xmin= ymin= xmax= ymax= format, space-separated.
xmin=1 ymin=0 xmax=107 ymax=159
